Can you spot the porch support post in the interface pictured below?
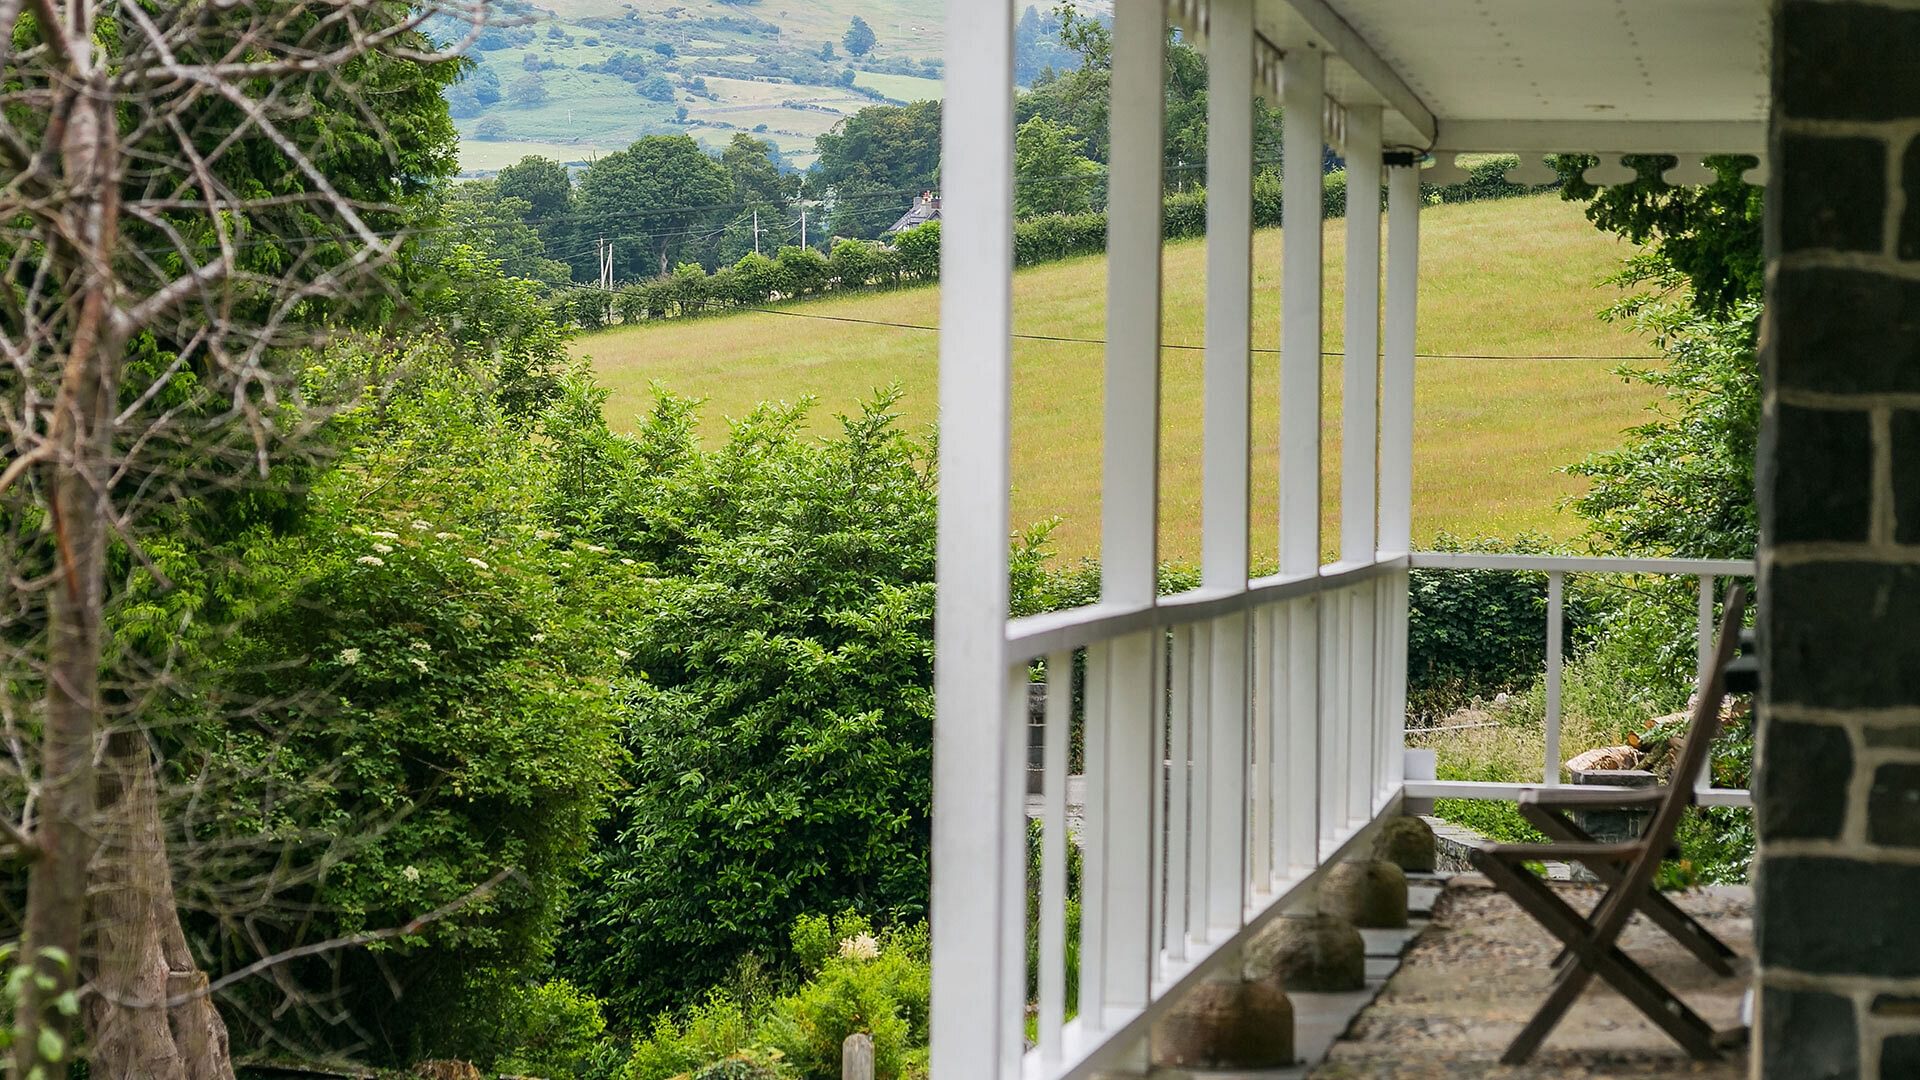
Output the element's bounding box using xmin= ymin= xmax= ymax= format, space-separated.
xmin=1203 ymin=0 xmax=1255 ymax=933
xmin=1380 ymin=158 xmax=1420 ymax=794
xmin=1280 ymin=43 xmax=1324 ymax=871
xmin=1093 ymin=0 xmax=1163 ymax=1030
xmin=1341 ymin=105 xmax=1382 ymax=829
xmin=1756 ymin=3 xmax=1920 ymax=1077
xmin=930 ymin=0 xmax=1017 ymax=1074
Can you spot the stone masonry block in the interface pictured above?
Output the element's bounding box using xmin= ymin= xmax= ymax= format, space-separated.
xmin=1760 ymin=856 xmax=1920 ymax=978
xmin=1780 ymin=1 xmax=1920 ymax=122
xmin=1773 ymin=269 xmax=1920 ymax=396
xmin=1770 ymin=562 xmax=1920 ymax=710
xmin=1761 ymin=985 xmax=1859 ymax=1080
xmin=1867 ymin=762 xmax=1920 ymax=848
xmin=1758 ymin=719 xmax=1853 ymax=841
xmin=1779 ymin=134 xmax=1885 ymax=254
xmin=1892 ymin=410 xmax=1920 ymax=544
xmin=1771 ymin=405 xmax=1874 ymax=544
xmin=1903 ymin=136 xmax=1920 ymax=261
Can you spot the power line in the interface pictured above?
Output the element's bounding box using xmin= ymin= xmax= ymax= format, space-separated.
xmin=713 ymin=305 xmax=1663 ymax=361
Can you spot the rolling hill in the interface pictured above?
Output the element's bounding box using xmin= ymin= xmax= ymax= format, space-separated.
xmin=448 ymin=1 xmax=1099 ymax=174
xmin=576 ymin=194 xmax=1660 ymax=563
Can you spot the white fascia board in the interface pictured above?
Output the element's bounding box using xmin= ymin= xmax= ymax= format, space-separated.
xmin=1434 ymin=119 xmax=1765 ymax=155
xmin=1275 ymin=0 xmax=1437 ymax=145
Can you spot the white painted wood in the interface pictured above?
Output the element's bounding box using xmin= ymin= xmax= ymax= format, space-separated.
xmin=1379 ymin=163 xmax=1419 ymax=558
xmin=1104 ymin=632 xmax=1155 ymax=1011
xmin=1269 ymin=0 xmax=1437 ymax=144
xmin=1078 ymin=643 xmax=1108 ymax=1029
xmin=1204 ymin=0 xmax=1254 ymax=591
xmin=1280 ymin=45 xmax=1324 ymax=577
xmin=1405 ymin=779 xmax=1754 ymax=810
xmin=1039 ymin=654 xmax=1071 ymax=1068
xmin=930 ymin=1 xmax=1016 ymax=1073
xmin=1207 ymin=614 xmax=1249 ymax=934
xmin=1001 ymin=669 xmax=1031 ymax=1075
xmin=1348 ymin=588 xmax=1376 ymax=826
xmin=1433 ymin=119 xmax=1764 ymax=155
xmin=1543 ymin=571 xmax=1564 ymax=787
xmin=1187 ymin=621 xmax=1214 ymax=949
xmin=1287 ymin=598 xmax=1319 ymax=872
xmin=1251 ymin=606 xmax=1274 ymax=894
xmin=1409 ymin=552 xmax=1755 ymax=576
xmin=1166 ymin=627 xmax=1192 ymax=962
xmin=1318 ymin=594 xmax=1342 ymax=848
xmin=1102 ymin=0 xmax=1165 ymax=606
xmin=1267 ymin=603 xmax=1292 ymax=881
xmin=1341 ymin=105 xmax=1383 ymax=565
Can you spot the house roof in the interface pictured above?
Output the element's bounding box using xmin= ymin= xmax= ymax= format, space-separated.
xmin=886 ymin=194 xmax=941 ymax=235
xmin=1173 ymin=0 xmax=1769 ymax=156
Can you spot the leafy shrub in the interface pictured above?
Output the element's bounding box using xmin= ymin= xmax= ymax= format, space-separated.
xmin=198 ymin=352 xmax=637 ymax=1063
xmin=620 ymin=994 xmax=763 ymax=1080
xmin=763 ymin=922 xmax=928 ymax=1080
xmin=1405 ymin=532 xmax=1581 ymax=719
xmin=557 ymin=391 xmax=940 ymax=1017
xmin=493 ymin=980 xmax=615 ymax=1080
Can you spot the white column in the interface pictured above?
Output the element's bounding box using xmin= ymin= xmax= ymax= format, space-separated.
xmin=930 ymin=1 xmax=1017 ymax=1074
xmin=1381 ymin=158 xmax=1421 ymax=794
xmin=1097 ymin=0 xmax=1163 ymax=1024
xmin=1103 ymin=0 xmax=1165 ymax=608
xmin=1340 ymin=105 xmax=1382 ymax=565
xmin=1379 ymin=160 xmax=1420 ymax=557
xmin=1280 ymin=45 xmax=1325 ymax=578
xmin=1203 ymin=0 xmax=1254 ymax=942
xmin=1280 ymin=46 xmax=1325 ymax=873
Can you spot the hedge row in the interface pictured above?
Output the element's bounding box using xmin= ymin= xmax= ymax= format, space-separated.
xmin=558 ymin=155 xmax=1542 ymax=330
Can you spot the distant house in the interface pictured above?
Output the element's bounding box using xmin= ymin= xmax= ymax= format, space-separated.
xmin=885 ymin=191 xmax=940 ymax=235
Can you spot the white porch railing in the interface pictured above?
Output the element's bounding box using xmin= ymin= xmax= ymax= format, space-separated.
xmin=1402 ymin=552 xmax=1759 ymax=809
xmin=929 ymin=2 xmax=1761 ymax=1076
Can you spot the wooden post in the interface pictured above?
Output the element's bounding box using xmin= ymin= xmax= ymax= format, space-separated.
xmin=842 ymin=1032 xmax=875 ymax=1080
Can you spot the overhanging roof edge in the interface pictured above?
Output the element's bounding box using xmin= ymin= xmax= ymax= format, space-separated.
xmin=1275 ymin=0 xmax=1437 ymax=146
xmin=1434 ymin=119 xmax=1766 ymax=155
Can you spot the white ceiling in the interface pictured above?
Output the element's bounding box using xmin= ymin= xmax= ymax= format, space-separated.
xmin=1247 ymin=0 xmax=1770 ymax=152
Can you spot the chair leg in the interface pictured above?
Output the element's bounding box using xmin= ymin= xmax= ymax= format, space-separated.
xmin=1522 ymin=804 xmax=1739 ymax=977
xmin=1474 ymin=850 xmax=1724 ymax=1064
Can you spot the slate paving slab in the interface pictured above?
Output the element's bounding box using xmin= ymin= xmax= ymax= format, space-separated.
xmin=1306 ymin=876 xmax=1752 ymax=1079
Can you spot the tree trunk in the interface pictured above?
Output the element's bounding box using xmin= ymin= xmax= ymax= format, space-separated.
xmin=14 ymin=69 xmax=115 ymax=1080
xmin=82 ymin=734 xmax=236 ymax=1080
xmin=16 ymin=56 xmax=234 ymax=1080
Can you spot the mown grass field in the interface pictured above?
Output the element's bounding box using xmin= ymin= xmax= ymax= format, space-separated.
xmin=578 ymin=194 xmax=1656 ymax=563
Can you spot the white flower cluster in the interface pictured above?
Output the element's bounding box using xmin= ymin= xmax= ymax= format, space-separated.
xmin=356 ymin=555 xmax=384 ymax=567
xmin=837 ymin=933 xmax=880 ymax=962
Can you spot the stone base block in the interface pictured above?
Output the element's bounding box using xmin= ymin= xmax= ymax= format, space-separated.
xmin=1245 ymin=912 xmax=1366 ymax=992
xmin=1372 ymin=814 xmax=1438 ymax=872
xmin=1321 ymin=858 xmax=1410 ymax=929
xmin=1149 ymin=977 xmax=1294 ymax=1070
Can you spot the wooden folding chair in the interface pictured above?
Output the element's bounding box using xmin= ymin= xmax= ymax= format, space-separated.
xmin=1469 ymin=584 xmax=1750 ymax=1065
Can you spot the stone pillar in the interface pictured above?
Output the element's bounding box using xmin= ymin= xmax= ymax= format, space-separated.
xmin=1759 ymin=3 xmax=1920 ymax=1077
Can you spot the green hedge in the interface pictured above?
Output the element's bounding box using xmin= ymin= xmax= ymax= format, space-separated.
xmin=567 ymin=155 xmax=1541 ymax=331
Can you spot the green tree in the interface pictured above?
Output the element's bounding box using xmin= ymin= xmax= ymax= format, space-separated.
xmin=1014 ymin=116 xmax=1100 ymax=216
xmin=512 ymin=72 xmax=551 ymax=108
xmin=577 ymin=136 xmax=733 ymax=278
xmin=439 ymin=182 xmax=572 ymax=286
xmin=555 ymin=392 xmax=940 ymax=1017
xmin=844 ymin=15 xmax=876 ymax=57
xmin=814 ymin=100 xmax=942 ymax=238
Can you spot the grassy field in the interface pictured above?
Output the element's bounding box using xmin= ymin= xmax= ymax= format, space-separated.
xmin=577 ymin=194 xmax=1656 ymax=563
xmin=853 ymin=70 xmax=944 ymax=102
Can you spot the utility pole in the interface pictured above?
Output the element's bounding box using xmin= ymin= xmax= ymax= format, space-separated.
xmin=753 ymin=208 xmax=761 ymax=256
xmin=596 ymin=237 xmax=613 ymax=291
xmin=800 ymin=205 xmax=807 ymax=249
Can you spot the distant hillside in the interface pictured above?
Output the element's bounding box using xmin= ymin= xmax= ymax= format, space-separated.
xmin=447 ymin=1 xmax=1101 ymax=175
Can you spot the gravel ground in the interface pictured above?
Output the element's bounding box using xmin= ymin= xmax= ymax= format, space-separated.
xmin=1308 ymin=876 xmax=1753 ymax=1079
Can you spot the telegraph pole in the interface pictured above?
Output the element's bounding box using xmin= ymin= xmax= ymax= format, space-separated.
xmin=753 ymin=208 xmax=761 ymax=256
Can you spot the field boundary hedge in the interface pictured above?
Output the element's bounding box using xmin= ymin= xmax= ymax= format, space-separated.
xmin=555 ymin=155 xmax=1547 ymax=330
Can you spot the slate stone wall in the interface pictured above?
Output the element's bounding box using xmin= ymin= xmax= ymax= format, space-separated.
xmin=1759 ymin=2 xmax=1920 ymax=1076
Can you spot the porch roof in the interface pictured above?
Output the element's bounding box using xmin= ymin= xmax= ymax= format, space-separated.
xmin=1232 ymin=0 xmax=1769 ymax=154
